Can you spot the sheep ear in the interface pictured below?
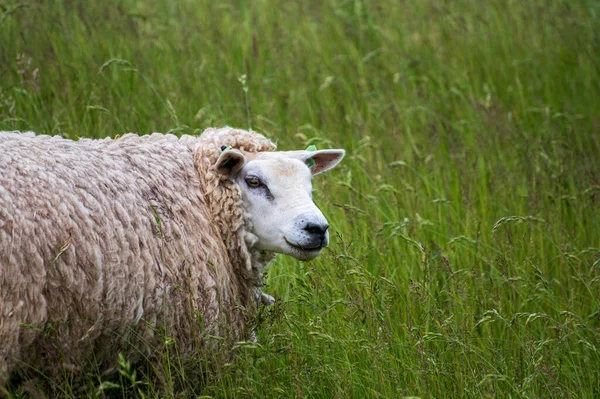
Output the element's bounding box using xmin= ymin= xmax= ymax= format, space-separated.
xmin=215 ymin=148 xmax=246 ymax=175
xmin=301 ymin=149 xmax=345 ymax=175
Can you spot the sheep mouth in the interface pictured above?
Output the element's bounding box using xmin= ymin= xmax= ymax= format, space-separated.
xmin=284 ymin=237 xmax=323 ymax=252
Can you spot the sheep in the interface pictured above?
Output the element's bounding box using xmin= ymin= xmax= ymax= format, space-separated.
xmin=0 ymin=127 xmax=344 ymax=382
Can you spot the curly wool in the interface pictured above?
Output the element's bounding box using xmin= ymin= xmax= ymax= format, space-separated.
xmin=0 ymin=127 xmax=276 ymax=381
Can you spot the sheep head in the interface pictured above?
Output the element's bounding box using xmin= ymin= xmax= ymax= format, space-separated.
xmin=215 ymin=147 xmax=345 ymax=261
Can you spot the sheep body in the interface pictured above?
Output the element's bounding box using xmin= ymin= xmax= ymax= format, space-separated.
xmin=0 ymin=128 xmax=276 ymax=380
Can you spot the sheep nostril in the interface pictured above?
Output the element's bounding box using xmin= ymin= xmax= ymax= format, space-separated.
xmin=303 ymin=222 xmax=329 ymax=238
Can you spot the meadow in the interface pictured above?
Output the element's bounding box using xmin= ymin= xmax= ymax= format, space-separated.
xmin=1 ymin=0 xmax=599 ymax=397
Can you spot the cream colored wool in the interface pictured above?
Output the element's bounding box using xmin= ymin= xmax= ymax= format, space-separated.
xmin=0 ymin=127 xmax=276 ymax=382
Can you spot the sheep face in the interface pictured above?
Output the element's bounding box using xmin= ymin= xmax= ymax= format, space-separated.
xmin=216 ymin=148 xmax=345 ymax=261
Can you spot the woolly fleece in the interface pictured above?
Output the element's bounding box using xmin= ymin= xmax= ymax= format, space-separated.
xmin=0 ymin=127 xmax=276 ymax=381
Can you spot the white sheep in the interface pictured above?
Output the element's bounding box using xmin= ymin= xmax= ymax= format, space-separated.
xmin=0 ymin=127 xmax=344 ymax=382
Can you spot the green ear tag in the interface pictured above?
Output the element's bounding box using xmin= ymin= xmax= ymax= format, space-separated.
xmin=305 ymin=145 xmax=317 ymax=169
xmin=222 ymin=156 xmax=234 ymax=167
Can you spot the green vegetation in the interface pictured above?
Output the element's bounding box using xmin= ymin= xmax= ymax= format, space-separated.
xmin=2 ymin=0 xmax=599 ymax=397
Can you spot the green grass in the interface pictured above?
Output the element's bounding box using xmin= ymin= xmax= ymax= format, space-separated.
xmin=1 ymin=0 xmax=599 ymax=397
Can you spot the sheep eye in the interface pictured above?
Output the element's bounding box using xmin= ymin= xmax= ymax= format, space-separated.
xmin=245 ymin=176 xmax=262 ymax=188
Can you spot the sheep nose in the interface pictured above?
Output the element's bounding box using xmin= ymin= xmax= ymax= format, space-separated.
xmin=303 ymin=222 xmax=329 ymax=240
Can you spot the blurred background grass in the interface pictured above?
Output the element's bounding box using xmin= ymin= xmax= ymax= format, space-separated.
xmin=1 ymin=0 xmax=599 ymax=397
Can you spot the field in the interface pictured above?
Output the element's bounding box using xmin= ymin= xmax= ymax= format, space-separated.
xmin=1 ymin=0 xmax=599 ymax=397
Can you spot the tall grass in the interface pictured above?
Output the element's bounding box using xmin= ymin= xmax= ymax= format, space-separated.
xmin=1 ymin=0 xmax=599 ymax=397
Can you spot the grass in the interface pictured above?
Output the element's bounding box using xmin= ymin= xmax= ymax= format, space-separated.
xmin=1 ymin=0 xmax=599 ymax=397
